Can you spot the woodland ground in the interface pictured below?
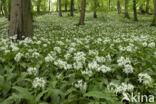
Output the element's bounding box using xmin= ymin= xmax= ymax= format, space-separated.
xmin=0 ymin=12 xmax=155 ymax=104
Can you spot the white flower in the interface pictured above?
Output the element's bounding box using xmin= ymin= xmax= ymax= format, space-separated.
xmin=97 ymin=65 xmax=111 ymax=73
xmin=88 ymin=61 xmax=99 ymax=70
xmin=32 ymin=52 xmax=40 ymax=58
xmin=142 ymin=42 xmax=148 ymax=47
xmin=75 ymin=80 xmax=87 ymax=92
xmin=33 ymin=77 xmax=46 ymax=89
xmin=123 ymin=64 xmax=133 ymax=74
xmin=117 ymin=56 xmax=131 ymax=66
xmin=138 ymin=73 xmax=152 ymax=85
xmin=14 ymin=52 xmax=23 ymax=62
xmin=45 ymin=54 xmax=54 ymax=62
xmin=27 ymin=67 xmax=38 ymax=75
xmin=95 ymin=56 xmax=106 ymax=63
xmin=73 ymin=62 xmax=83 ymax=70
xmin=74 ymin=52 xmax=86 ymax=63
xmin=81 ymin=69 xmax=93 ymax=77
xmin=54 ymin=47 xmax=61 ymax=53
xmin=148 ymin=42 xmax=155 ymax=48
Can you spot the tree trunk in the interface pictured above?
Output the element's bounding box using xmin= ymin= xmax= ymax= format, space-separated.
xmin=109 ymin=0 xmax=111 ymax=10
xmin=49 ymin=0 xmax=51 ymax=12
xmin=133 ymin=0 xmax=138 ymax=21
xmin=146 ymin=0 xmax=150 ymax=14
xmin=70 ymin=0 xmax=74 ymax=16
xmin=151 ymin=0 xmax=156 ymax=26
xmin=124 ymin=0 xmax=130 ymax=19
xmin=56 ymin=0 xmax=58 ymax=12
xmin=59 ymin=0 xmax=62 ymax=17
xmin=8 ymin=0 xmax=11 ymax=21
xmin=93 ymin=0 xmax=97 ymax=18
xmin=1 ymin=0 xmax=8 ymax=18
xmin=65 ymin=0 xmax=67 ymax=12
xmin=37 ymin=0 xmax=41 ymax=13
xmin=140 ymin=5 xmax=145 ymax=14
xmin=9 ymin=0 xmax=33 ymax=40
xmin=117 ymin=0 xmax=121 ymax=14
xmin=78 ymin=0 xmax=86 ymax=25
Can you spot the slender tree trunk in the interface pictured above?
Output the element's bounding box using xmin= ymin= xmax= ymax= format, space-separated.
xmin=146 ymin=0 xmax=150 ymax=14
xmin=109 ymin=0 xmax=111 ymax=10
xmin=151 ymin=0 xmax=156 ymax=26
xmin=133 ymin=0 xmax=138 ymax=21
xmin=124 ymin=0 xmax=130 ymax=19
xmin=59 ymin=0 xmax=62 ymax=17
xmin=93 ymin=0 xmax=97 ymax=18
xmin=49 ymin=0 xmax=51 ymax=12
xmin=8 ymin=0 xmax=11 ymax=21
xmin=37 ymin=0 xmax=41 ymax=13
xmin=65 ymin=0 xmax=67 ymax=12
xmin=117 ymin=0 xmax=121 ymax=14
xmin=78 ymin=0 xmax=86 ymax=25
xmin=56 ymin=0 xmax=58 ymax=12
xmin=9 ymin=0 xmax=33 ymax=40
xmin=140 ymin=5 xmax=145 ymax=14
xmin=1 ymin=0 xmax=8 ymax=18
xmin=70 ymin=0 xmax=74 ymax=16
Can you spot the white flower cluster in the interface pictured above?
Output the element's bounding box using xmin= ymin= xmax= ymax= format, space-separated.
xmin=81 ymin=69 xmax=93 ymax=77
xmin=74 ymin=52 xmax=86 ymax=63
xmin=54 ymin=59 xmax=72 ymax=70
xmin=33 ymin=77 xmax=46 ymax=89
xmin=14 ymin=52 xmax=23 ymax=62
xmin=45 ymin=54 xmax=55 ymax=62
xmin=75 ymin=80 xmax=87 ymax=91
xmin=27 ymin=67 xmax=38 ymax=75
xmin=142 ymin=42 xmax=155 ymax=48
xmin=108 ymin=82 xmax=134 ymax=94
xmin=117 ymin=56 xmax=133 ymax=74
xmin=97 ymin=65 xmax=112 ymax=73
xmin=138 ymin=73 xmax=152 ymax=85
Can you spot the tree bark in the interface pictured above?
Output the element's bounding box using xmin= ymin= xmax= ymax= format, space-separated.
xmin=140 ymin=5 xmax=145 ymax=14
xmin=109 ymin=0 xmax=111 ymax=10
xmin=117 ymin=0 xmax=121 ymax=14
xmin=151 ymin=0 xmax=156 ymax=26
xmin=93 ymin=0 xmax=97 ymax=18
xmin=37 ymin=0 xmax=41 ymax=13
xmin=9 ymin=0 xmax=33 ymax=40
xmin=1 ymin=0 xmax=8 ymax=18
xmin=78 ymin=0 xmax=86 ymax=25
xmin=56 ymin=0 xmax=58 ymax=12
xmin=70 ymin=0 xmax=74 ymax=16
xmin=59 ymin=0 xmax=62 ymax=17
xmin=124 ymin=0 xmax=130 ymax=19
xmin=49 ymin=0 xmax=51 ymax=12
xmin=133 ymin=0 xmax=138 ymax=21
xmin=146 ymin=0 xmax=150 ymax=14
xmin=65 ymin=0 xmax=67 ymax=12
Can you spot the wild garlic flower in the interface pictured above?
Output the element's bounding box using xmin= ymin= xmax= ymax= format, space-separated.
xmin=27 ymin=67 xmax=38 ymax=75
xmin=123 ymin=64 xmax=133 ymax=74
xmin=117 ymin=56 xmax=131 ymax=66
xmin=81 ymin=69 xmax=93 ymax=77
xmin=33 ymin=77 xmax=46 ymax=89
xmin=138 ymin=73 xmax=152 ymax=85
xmin=97 ymin=65 xmax=111 ymax=73
xmin=88 ymin=61 xmax=99 ymax=70
xmin=14 ymin=52 xmax=23 ymax=62
xmin=75 ymin=80 xmax=87 ymax=92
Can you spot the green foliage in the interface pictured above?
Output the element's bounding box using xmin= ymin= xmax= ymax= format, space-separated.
xmin=0 ymin=12 xmax=156 ymax=104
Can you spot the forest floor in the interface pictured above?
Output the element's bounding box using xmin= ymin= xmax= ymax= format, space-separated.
xmin=0 ymin=13 xmax=156 ymax=104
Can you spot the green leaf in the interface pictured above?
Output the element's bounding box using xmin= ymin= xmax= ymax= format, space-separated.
xmin=13 ymin=86 xmax=35 ymax=104
xmin=84 ymin=91 xmax=106 ymax=99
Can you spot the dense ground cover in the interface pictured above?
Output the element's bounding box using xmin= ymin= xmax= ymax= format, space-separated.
xmin=0 ymin=13 xmax=156 ymax=104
